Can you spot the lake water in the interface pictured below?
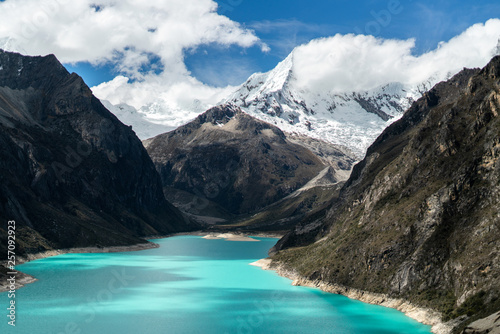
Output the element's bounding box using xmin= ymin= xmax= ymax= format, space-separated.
xmin=2 ymin=236 xmax=431 ymax=333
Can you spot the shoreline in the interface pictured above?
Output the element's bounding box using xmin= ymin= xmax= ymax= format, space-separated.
xmin=2 ymin=234 xmax=464 ymax=332
xmin=0 ymin=231 xmax=283 ymax=293
xmin=201 ymin=232 xmax=283 ymax=241
xmin=250 ymin=259 xmax=461 ymax=334
xmin=203 ymin=233 xmax=260 ymax=241
xmin=0 ymin=241 xmax=160 ymax=293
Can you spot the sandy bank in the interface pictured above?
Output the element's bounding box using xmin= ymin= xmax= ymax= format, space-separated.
xmin=203 ymin=233 xmax=260 ymax=242
xmin=251 ymin=258 xmax=461 ymax=334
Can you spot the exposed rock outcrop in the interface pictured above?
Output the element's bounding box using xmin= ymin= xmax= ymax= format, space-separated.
xmin=145 ymin=104 xmax=356 ymax=221
xmin=462 ymin=311 xmax=500 ymax=333
xmin=272 ymin=57 xmax=500 ymax=330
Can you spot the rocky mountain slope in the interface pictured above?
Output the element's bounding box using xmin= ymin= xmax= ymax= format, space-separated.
xmin=218 ymin=179 xmax=345 ymax=233
xmin=144 ymin=104 xmax=356 ymax=222
xmin=271 ymin=56 xmax=500 ymax=330
xmin=0 ymin=50 xmax=198 ymax=257
xmin=224 ymin=52 xmax=423 ymax=158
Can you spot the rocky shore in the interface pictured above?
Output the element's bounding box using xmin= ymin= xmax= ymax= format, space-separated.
xmin=462 ymin=311 xmax=500 ymax=333
xmin=251 ymin=259 xmax=462 ymax=334
xmin=0 ymin=269 xmax=37 ymax=293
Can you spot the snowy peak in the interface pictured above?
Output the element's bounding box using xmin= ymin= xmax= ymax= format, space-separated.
xmin=248 ymin=52 xmax=294 ymax=96
xmin=226 ymin=52 xmax=309 ymax=127
xmin=224 ymin=49 xmax=421 ymax=158
xmin=227 ymin=52 xmax=297 ymax=119
xmin=101 ymin=46 xmax=427 ymax=158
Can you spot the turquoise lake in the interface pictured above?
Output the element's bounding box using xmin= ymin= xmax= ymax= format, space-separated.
xmin=2 ymin=236 xmax=432 ymax=333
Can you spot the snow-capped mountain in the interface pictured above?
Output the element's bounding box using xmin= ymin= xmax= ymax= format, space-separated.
xmin=223 ymin=52 xmax=423 ymax=158
xmin=100 ymin=100 xmax=177 ymax=140
xmin=100 ymin=49 xmax=443 ymax=157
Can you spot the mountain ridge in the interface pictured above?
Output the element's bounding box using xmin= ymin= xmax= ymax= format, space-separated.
xmin=223 ymin=51 xmax=423 ymax=157
xmin=144 ymin=104 xmax=357 ymax=224
xmin=101 ymin=48 xmax=427 ymax=158
xmin=0 ymin=49 xmax=198 ymax=257
xmin=270 ymin=56 xmax=500 ymax=332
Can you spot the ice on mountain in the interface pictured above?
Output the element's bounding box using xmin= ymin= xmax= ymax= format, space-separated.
xmin=101 ymin=100 xmax=176 ymax=140
xmin=223 ymin=49 xmax=422 ymax=158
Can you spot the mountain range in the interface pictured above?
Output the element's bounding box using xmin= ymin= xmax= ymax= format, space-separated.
xmin=224 ymin=52 xmax=426 ymax=158
xmin=1 ymin=47 xmax=499 ymax=333
xmin=103 ymin=48 xmax=435 ymax=159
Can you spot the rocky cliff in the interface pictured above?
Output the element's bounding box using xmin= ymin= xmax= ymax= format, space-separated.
xmin=0 ymin=50 xmax=198 ymax=257
xmin=272 ymin=56 xmax=500 ymax=330
xmin=144 ymin=104 xmax=356 ymax=222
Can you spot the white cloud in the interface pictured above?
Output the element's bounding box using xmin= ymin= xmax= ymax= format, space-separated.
xmin=0 ymin=0 xmax=265 ymax=64
xmin=292 ymin=19 xmax=500 ymax=93
xmin=0 ymin=0 xmax=267 ymax=120
xmin=92 ymin=73 xmax=235 ymax=128
xmin=0 ymin=1 xmax=498 ymax=130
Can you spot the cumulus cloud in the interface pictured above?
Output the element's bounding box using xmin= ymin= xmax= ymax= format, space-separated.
xmin=0 ymin=0 xmax=266 ymax=119
xmin=292 ymin=19 xmax=500 ymax=93
xmin=92 ymin=74 xmax=235 ymax=127
xmin=0 ymin=0 xmax=265 ymax=65
xmin=0 ymin=1 xmax=498 ymax=127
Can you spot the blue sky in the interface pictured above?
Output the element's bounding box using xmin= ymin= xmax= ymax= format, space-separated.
xmin=59 ymin=0 xmax=500 ymax=87
xmin=1 ymin=0 xmax=499 ymax=115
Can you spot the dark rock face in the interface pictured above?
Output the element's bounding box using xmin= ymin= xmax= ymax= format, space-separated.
xmin=0 ymin=50 xmax=197 ymax=256
xmin=145 ymin=105 xmax=353 ymax=218
xmin=273 ymin=57 xmax=500 ymax=323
